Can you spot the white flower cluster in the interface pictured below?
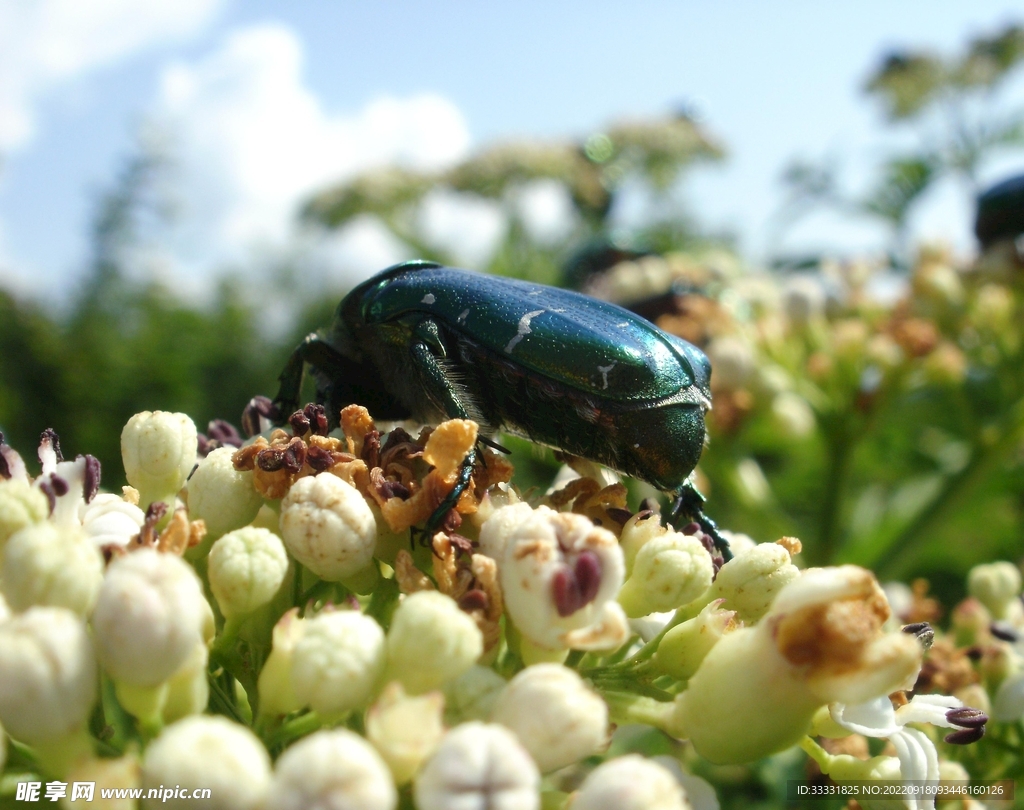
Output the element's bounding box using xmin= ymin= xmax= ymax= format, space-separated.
xmin=0 ymin=408 xmax=990 ymax=808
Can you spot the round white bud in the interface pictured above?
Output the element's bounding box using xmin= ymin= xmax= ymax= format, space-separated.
xmin=0 ymin=479 xmax=49 ymax=546
xmin=415 ymin=722 xmax=540 ymax=810
xmin=291 ymin=609 xmax=385 ymax=718
xmin=385 ymin=591 xmax=482 ymax=694
xmin=186 ymin=447 xmax=263 ymax=539
xmin=208 ymin=527 xmax=288 ymax=619
xmin=257 ymin=609 xmax=306 ymax=716
xmin=2 ymin=523 xmax=104 ymax=615
xmin=142 ymin=716 xmax=270 ymax=810
xmin=279 ymin=474 xmax=377 ymax=581
xmin=617 ymin=532 xmax=713 ymax=618
xmin=705 ymin=542 xmax=799 ymax=623
xmin=0 ymin=607 xmax=97 ymax=744
xmin=365 ymin=682 xmax=445 ymax=785
xmin=443 ymin=666 xmax=507 ymax=725
xmin=268 ymin=729 xmax=397 ymax=810
xmin=492 ymin=663 xmax=607 ymax=773
xmin=967 ymin=561 xmax=1022 ymax=621
xmin=569 ymin=755 xmax=692 ymax=810
xmin=121 ymin=411 xmax=197 ymax=506
xmin=92 ymin=549 xmax=212 ymax=687
xmin=79 ymin=494 xmax=145 ymax=549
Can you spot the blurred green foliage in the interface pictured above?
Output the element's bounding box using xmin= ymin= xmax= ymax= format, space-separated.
xmin=0 ymin=154 xmax=302 ymax=488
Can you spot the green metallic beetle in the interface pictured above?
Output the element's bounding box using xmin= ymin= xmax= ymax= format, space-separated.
xmin=273 ymin=260 xmax=729 ymax=559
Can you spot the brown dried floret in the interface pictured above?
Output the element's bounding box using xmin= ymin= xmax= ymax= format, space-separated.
xmin=422 ymin=419 xmax=478 ymax=483
xmin=889 ymin=316 xmax=940 ymax=357
xmin=905 ymin=578 xmax=942 ymax=625
xmin=547 ymin=477 xmax=630 ymax=530
xmin=341 ymin=404 xmax=376 ymax=456
xmin=471 ymin=448 xmax=515 ymax=496
xmin=124 ymin=506 xmax=205 ymax=557
xmin=394 ymin=549 xmax=433 ymax=593
xmin=431 ymin=533 xmax=504 ymax=654
xmin=913 ymin=636 xmax=979 ymax=695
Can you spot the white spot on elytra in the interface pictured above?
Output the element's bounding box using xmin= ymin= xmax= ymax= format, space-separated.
xmin=457 ymin=308 xmax=470 ymax=323
xmin=617 ymin=322 xmax=629 ymax=328
xmin=528 ymin=289 xmax=543 ymax=295
xmin=596 ymin=361 xmax=616 ymax=389
xmin=550 ymin=308 xmax=566 ymax=313
xmin=504 ymin=309 xmax=545 ymax=354
xmin=421 ymin=293 xmax=436 ymax=304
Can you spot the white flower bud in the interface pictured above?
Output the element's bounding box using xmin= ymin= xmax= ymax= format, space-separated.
xmin=967 ymin=561 xmax=1022 ymax=621
xmin=66 ymin=755 xmax=141 ymax=807
xmin=142 ymin=716 xmax=270 ymax=810
xmin=121 ymin=411 xmax=197 ymax=506
xmin=257 ymin=609 xmax=306 ymax=716
xmin=161 ymin=642 xmax=210 ymax=724
xmin=366 ymin=681 xmax=445 ymax=785
xmin=291 ymin=609 xmax=385 ymax=718
xmin=653 ymin=600 xmax=738 ymax=680
xmin=706 ymin=335 xmax=754 ymax=390
xmin=783 ymin=276 xmax=825 ymax=325
xmin=415 ymin=722 xmax=540 ymax=810
xmin=385 ymin=591 xmax=482 ymax=694
xmin=478 ymin=502 xmax=536 ymax=562
xmin=492 ymin=663 xmax=607 ymax=773
xmin=617 ymin=532 xmax=713 ymax=618
xmin=186 ymin=447 xmax=263 ymax=539
xmin=704 ymin=541 xmax=799 ymax=623
xmin=93 ymin=549 xmax=212 ymax=687
xmin=268 ymin=729 xmax=397 ymax=810
xmin=208 ymin=527 xmax=288 ymax=620
xmin=488 ymin=505 xmax=627 ymax=652
xmin=0 ymin=478 xmax=49 ymax=546
xmin=569 ymin=755 xmax=692 ymax=810
xmin=2 ymin=523 xmax=104 ymax=615
xmin=0 ymin=607 xmax=96 ymax=744
xmin=771 ymin=392 xmax=816 ymax=439
xmin=443 ymin=665 xmax=507 ymax=725
xmin=79 ymin=493 xmax=145 ymax=549
xmin=671 ymin=566 xmax=921 ymax=764
xmin=279 ymin=473 xmax=377 ymax=582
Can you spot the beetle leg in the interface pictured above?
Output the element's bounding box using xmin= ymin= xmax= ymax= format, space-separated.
xmin=668 ymin=481 xmax=733 ymax=563
xmin=407 ymin=326 xmax=483 ymax=539
xmin=273 ymin=332 xmax=351 ymax=421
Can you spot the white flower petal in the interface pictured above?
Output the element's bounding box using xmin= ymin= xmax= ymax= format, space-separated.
xmin=888 ymin=729 xmax=936 ymax=810
xmin=894 ymin=694 xmax=960 ymax=728
xmin=830 ymin=696 xmax=899 ymax=737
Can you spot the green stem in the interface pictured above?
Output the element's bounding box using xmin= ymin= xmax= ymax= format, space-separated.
xmin=815 ymin=420 xmax=854 ymax=565
xmin=863 ymin=398 xmax=1024 ymax=576
xmin=208 ymin=672 xmax=247 ymax=725
xmin=601 ymin=690 xmax=674 ymax=731
xmin=266 ymin=711 xmax=325 ymax=749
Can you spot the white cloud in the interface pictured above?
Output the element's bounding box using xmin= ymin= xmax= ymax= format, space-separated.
xmin=0 ymin=0 xmax=224 ymax=151
xmin=417 ymin=189 xmax=507 ymax=268
xmin=514 ymin=179 xmax=578 ymax=246
xmin=150 ymin=23 xmax=472 ymax=282
xmin=307 ymin=216 xmax=414 ymax=287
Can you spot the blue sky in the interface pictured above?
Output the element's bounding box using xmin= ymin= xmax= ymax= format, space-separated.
xmin=1 ymin=1 xmax=1022 ymax=301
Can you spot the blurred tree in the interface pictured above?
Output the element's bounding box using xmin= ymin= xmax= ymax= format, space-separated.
xmin=0 ymin=149 xmax=292 ymax=486
xmin=777 ymin=22 xmax=1024 ymax=263
xmin=303 ymin=112 xmax=724 ymax=284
